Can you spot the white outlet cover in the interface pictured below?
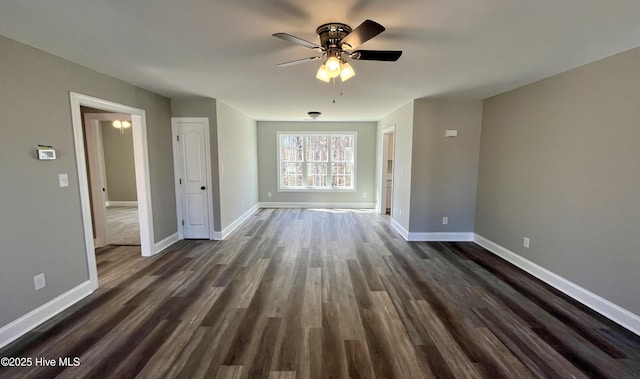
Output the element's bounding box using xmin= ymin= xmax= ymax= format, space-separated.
xmin=34 ymin=273 xmax=46 ymax=291
xmin=442 ymin=217 xmax=448 ymax=225
xmin=523 ymin=237 xmax=530 ymax=248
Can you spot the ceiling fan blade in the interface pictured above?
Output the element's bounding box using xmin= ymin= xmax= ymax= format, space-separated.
xmin=273 ymin=32 xmax=321 ymax=50
xmin=350 ymin=50 xmax=402 ymax=61
xmin=340 ymin=19 xmax=385 ymax=50
xmin=276 ymin=56 xmax=322 ymax=67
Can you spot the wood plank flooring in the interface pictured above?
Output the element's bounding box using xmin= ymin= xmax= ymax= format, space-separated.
xmin=1 ymin=208 xmax=639 ymax=378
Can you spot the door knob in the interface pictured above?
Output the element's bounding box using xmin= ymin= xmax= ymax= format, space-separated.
xmin=201 ymin=186 xmax=206 ymax=190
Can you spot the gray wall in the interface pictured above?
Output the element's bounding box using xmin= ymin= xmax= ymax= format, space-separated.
xmin=171 ymin=97 xmax=222 ymax=232
xmin=217 ymin=101 xmax=259 ymax=229
xmin=0 ymin=34 xmax=175 ymax=327
xmin=476 ymin=47 xmax=640 ymax=314
xmin=377 ymin=102 xmax=414 ymax=231
xmin=410 ymin=99 xmax=482 ymax=233
xmin=100 ymin=121 xmax=137 ymax=202
xmin=258 ymin=121 xmax=377 ymax=205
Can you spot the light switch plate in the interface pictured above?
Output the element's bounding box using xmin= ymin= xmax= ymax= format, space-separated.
xmin=445 ymin=129 xmax=458 ymax=137
xmin=58 ymin=173 xmax=69 ymax=188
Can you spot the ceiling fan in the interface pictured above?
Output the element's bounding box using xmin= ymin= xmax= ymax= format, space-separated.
xmin=273 ymin=19 xmax=402 ymax=83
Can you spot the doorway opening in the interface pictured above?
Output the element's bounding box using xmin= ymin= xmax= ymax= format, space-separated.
xmin=380 ymin=126 xmax=395 ymax=217
xmin=83 ymin=111 xmax=141 ymax=247
xmin=70 ymin=93 xmax=155 ymax=290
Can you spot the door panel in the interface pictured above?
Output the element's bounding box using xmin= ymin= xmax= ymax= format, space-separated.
xmin=178 ymin=121 xmax=210 ymax=239
xmin=186 ymin=194 xmax=206 ymax=226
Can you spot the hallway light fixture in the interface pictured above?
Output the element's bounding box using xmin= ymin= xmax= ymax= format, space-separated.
xmin=112 ymin=120 xmax=131 ymax=134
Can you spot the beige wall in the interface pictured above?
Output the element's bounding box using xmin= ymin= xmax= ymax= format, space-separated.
xmin=257 ymin=121 xmax=377 ymax=206
xmin=101 ymin=121 xmax=137 ymax=202
xmin=216 ymin=101 xmax=259 ymax=229
xmin=0 ymin=34 xmax=175 ymax=327
xmin=477 ymin=46 xmax=640 ymax=314
xmin=410 ymin=99 xmax=482 ymax=233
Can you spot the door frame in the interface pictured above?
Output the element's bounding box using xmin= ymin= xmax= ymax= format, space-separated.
xmin=84 ymin=112 xmax=133 ymax=248
xmin=70 ymin=92 xmax=155 ymax=290
xmin=171 ymin=117 xmax=215 ymax=239
xmin=379 ymin=125 xmax=396 ymax=215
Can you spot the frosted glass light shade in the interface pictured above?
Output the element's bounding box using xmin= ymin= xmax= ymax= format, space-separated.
xmin=325 ymin=56 xmax=341 ymax=78
xmin=339 ymin=62 xmax=355 ymax=81
xmin=316 ymin=65 xmax=331 ymax=82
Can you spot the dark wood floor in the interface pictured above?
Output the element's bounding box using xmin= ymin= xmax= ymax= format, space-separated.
xmin=2 ymin=208 xmax=639 ymax=378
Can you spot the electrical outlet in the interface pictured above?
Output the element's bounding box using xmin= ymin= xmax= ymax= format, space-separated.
xmin=268 ymin=192 xmax=272 ymax=198
xmin=399 ymin=210 xmax=403 ymax=219
xmin=362 ymin=192 xmax=367 ymax=199
xmin=442 ymin=216 xmax=448 ymax=225
xmin=523 ymin=237 xmax=530 ymax=248
xmin=34 ymin=273 xmax=46 ymax=291
xmin=241 ymin=201 xmax=245 ymax=209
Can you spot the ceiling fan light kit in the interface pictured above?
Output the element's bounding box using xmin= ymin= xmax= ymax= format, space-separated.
xmin=273 ymin=19 xmax=402 ymax=98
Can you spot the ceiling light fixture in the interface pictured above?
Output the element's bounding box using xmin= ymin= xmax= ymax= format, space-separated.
xmin=112 ymin=120 xmax=131 ymax=135
xmin=307 ymin=111 xmax=321 ymax=120
xmin=315 ymin=52 xmax=356 ymax=84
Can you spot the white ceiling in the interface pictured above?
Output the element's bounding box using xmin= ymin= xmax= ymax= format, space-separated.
xmin=2 ymin=1 xmax=640 ymax=121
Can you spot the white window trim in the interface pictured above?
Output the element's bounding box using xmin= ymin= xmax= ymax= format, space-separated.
xmin=277 ymin=131 xmax=357 ymax=192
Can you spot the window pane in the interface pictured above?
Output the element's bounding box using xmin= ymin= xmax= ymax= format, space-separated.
xmin=331 ymin=162 xmax=354 ymax=188
xmin=306 ymin=136 xmax=328 ymax=162
xmin=281 ymin=162 xmax=303 ymax=188
xmin=281 ymin=135 xmax=303 ymax=162
xmin=306 ymin=162 xmax=327 ymax=187
xmin=331 ymin=136 xmax=354 ymax=162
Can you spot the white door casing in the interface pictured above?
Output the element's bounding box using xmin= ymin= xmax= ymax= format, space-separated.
xmin=70 ymin=92 xmax=155 ymax=291
xmin=172 ymin=118 xmax=214 ymax=239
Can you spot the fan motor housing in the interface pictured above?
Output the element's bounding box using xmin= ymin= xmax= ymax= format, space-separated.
xmin=316 ymin=23 xmax=352 ymax=48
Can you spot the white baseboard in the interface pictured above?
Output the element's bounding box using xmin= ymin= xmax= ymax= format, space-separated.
xmin=390 ymin=218 xmax=409 ymax=239
xmin=473 ymin=234 xmax=640 ymax=336
xmin=153 ymin=232 xmax=179 ymax=255
xmin=389 ymin=219 xmax=473 ymax=242
xmin=407 ymin=232 xmax=474 ymax=242
xmin=218 ymin=204 xmax=260 ymax=240
xmin=106 ymin=201 xmax=138 ymax=207
xmin=258 ymin=202 xmax=375 ymax=209
xmin=0 ymin=281 xmax=93 ymax=349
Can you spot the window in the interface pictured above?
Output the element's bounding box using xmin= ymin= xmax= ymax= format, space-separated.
xmin=279 ymin=132 xmax=356 ymax=191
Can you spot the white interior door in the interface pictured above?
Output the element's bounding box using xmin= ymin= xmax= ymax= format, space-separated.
xmin=172 ymin=118 xmax=212 ymax=239
xmin=84 ymin=117 xmax=107 ymax=247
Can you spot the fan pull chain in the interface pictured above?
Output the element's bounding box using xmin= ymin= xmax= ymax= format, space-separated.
xmin=332 ymin=77 xmax=336 ymax=103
